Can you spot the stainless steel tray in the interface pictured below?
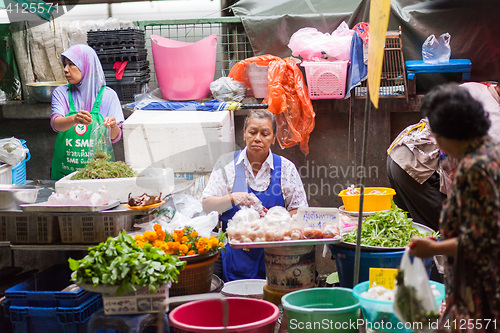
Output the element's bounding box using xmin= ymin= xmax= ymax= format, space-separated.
xmin=229 ymin=236 xmax=341 ymax=249
xmin=338 ymin=222 xmax=435 ymax=252
xmin=20 ymin=199 xmax=121 ymax=212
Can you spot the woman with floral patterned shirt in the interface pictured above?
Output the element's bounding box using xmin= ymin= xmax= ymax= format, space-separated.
xmin=410 ymin=83 xmax=500 ymax=332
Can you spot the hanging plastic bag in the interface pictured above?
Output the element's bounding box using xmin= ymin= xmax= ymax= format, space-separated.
xmin=90 ymin=122 xmax=115 ymax=161
xmin=229 ymin=55 xmax=315 ymax=155
xmin=393 ymin=248 xmax=440 ymax=329
xmin=422 ymin=33 xmax=451 ymax=64
xmin=0 ymin=137 xmax=28 ymax=165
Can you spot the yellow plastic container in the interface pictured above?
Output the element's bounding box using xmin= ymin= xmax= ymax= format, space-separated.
xmin=338 ymin=187 xmax=396 ymax=212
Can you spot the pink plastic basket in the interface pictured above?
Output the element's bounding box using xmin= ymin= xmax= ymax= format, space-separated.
xmin=151 ymin=34 xmax=217 ymax=101
xmin=301 ymin=60 xmax=349 ymax=100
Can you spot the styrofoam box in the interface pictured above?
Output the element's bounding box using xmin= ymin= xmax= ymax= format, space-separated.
xmin=55 ymin=168 xmax=174 ymax=203
xmin=102 ymin=283 xmax=170 ymax=315
xmin=0 ymin=163 xmax=13 ymax=184
xmin=122 ymin=110 xmax=235 ymax=172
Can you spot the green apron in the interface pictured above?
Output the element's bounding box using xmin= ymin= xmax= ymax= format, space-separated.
xmin=51 ymin=85 xmax=105 ymax=180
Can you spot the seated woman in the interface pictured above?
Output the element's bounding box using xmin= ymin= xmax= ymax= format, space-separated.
xmin=202 ymin=110 xmax=308 ymax=282
xmin=50 ymin=44 xmax=124 ymax=180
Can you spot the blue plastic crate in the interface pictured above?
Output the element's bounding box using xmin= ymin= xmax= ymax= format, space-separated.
xmin=6 ymin=293 xmax=103 ymax=333
xmin=11 ymin=139 xmax=29 ymax=185
xmin=5 ymin=264 xmax=96 ymax=308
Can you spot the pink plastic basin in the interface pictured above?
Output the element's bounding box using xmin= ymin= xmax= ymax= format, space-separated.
xmin=169 ymin=297 xmax=279 ymax=333
xmin=151 ymin=34 xmax=217 ymax=101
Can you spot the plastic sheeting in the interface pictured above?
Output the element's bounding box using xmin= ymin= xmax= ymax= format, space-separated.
xmin=231 ymin=0 xmax=500 ymax=82
xmin=229 ymin=55 xmax=315 ymax=155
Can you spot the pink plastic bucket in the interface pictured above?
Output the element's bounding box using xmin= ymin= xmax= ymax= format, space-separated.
xmin=151 ymin=34 xmax=217 ymax=101
xmin=169 ymin=297 xmax=279 ymax=333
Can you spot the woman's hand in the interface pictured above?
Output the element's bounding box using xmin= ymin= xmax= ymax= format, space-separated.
xmin=75 ymin=110 xmax=92 ymax=125
xmin=104 ymin=116 xmax=117 ymax=129
xmin=231 ymin=192 xmax=257 ymax=207
xmin=408 ymin=237 xmax=438 ymax=258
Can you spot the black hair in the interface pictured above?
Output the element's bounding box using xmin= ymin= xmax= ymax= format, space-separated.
xmin=243 ymin=110 xmax=277 ymax=136
xmin=421 ymin=83 xmax=490 ymax=140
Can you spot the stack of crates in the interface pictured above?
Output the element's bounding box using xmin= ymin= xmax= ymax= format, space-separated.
xmin=2 ymin=264 xmax=102 ymax=332
xmin=88 ymin=27 xmax=150 ymax=101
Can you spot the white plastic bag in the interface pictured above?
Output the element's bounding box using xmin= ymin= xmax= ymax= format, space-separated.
xmin=288 ymin=22 xmax=354 ymax=61
xmin=210 ymin=77 xmax=247 ymax=102
xmin=0 ymin=137 xmax=28 ymax=166
xmin=393 ymin=248 xmax=439 ymax=328
xmin=422 ymin=33 xmax=451 ymax=64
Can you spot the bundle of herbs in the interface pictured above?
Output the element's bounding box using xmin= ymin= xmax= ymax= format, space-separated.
xmin=342 ymin=207 xmax=439 ymax=248
xmin=71 ymin=152 xmax=138 ymax=180
xmin=69 ymin=231 xmax=186 ymax=295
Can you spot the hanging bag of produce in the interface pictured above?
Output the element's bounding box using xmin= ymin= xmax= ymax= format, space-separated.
xmin=393 ymin=248 xmax=440 ymax=330
xmin=89 ymin=120 xmax=115 ymax=162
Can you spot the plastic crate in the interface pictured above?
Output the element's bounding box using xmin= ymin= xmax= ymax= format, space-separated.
xmin=5 ymin=264 xmax=96 ymax=308
xmin=101 ymin=60 xmax=150 ymax=71
xmin=0 ymin=214 xmax=7 ymax=241
xmin=6 ymin=293 xmax=102 ymax=333
xmin=108 ymin=82 xmax=149 ymax=101
xmin=301 ymin=60 xmax=349 ymax=99
xmin=5 ymin=212 xmax=59 ymax=244
xmin=58 ymin=213 xmax=134 ymax=244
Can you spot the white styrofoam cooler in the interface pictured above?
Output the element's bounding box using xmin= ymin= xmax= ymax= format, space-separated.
xmin=122 ymin=110 xmax=235 ymax=172
xmin=55 ymin=168 xmax=174 ymax=203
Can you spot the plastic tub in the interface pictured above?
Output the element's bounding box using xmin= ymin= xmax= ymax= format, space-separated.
xmin=282 ymin=287 xmax=360 ymax=333
xmin=338 ymin=187 xmax=396 ymax=212
xmin=12 ymin=139 xmax=30 ymax=185
xmin=329 ymin=245 xmax=432 ymax=288
xmin=221 ymin=279 xmax=266 ymax=299
xmin=169 ymin=297 xmax=279 ymax=333
xmin=151 ymin=34 xmax=217 ymax=101
xmin=352 ymin=280 xmax=445 ymax=333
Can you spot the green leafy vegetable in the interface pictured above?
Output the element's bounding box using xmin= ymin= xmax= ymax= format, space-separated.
xmin=69 ymin=231 xmax=186 ymax=295
xmin=71 ymin=153 xmax=138 ymax=179
xmin=342 ymin=207 xmax=439 ymax=248
xmin=394 ymin=270 xmax=440 ymax=324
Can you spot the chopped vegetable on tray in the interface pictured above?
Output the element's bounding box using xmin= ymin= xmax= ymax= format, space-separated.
xmin=342 ymin=207 xmax=439 ymax=248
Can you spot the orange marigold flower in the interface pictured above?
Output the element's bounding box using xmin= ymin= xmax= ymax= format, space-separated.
xmin=181 ymin=236 xmax=189 ymax=244
xmin=144 ymin=231 xmax=157 ymax=242
xmin=153 ymin=224 xmax=162 ymax=232
xmin=157 ymin=230 xmax=166 ymax=241
xmin=175 ymin=229 xmax=185 ymax=238
xmin=187 ymin=250 xmax=196 ymax=255
xmin=153 ymin=240 xmax=165 ymax=248
xmin=179 ymin=244 xmax=189 ymax=255
xmin=134 ymin=234 xmax=145 ymax=242
xmin=198 ymin=237 xmax=208 ymax=247
xmin=189 ymin=230 xmax=198 ymax=238
xmin=172 ymin=233 xmax=179 ymax=242
xmin=209 ymin=237 xmax=219 ymax=247
xmin=198 ymin=247 xmax=208 ymax=254
xmin=136 ymin=240 xmax=145 ymax=247
xmin=218 ymin=242 xmax=224 ymax=248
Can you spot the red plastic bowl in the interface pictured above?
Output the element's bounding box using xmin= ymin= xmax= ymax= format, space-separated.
xmin=169 ymin=297 xmax=279 ymax=333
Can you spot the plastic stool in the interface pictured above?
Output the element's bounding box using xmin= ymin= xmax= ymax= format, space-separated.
xmin=87 ymin=309 xmax=170 ymax=333
xmin=405 ymin=59 xmax=472 ymax=95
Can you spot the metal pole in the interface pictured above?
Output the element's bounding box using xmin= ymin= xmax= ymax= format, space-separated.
xmin=353 ymin=86 xmax=371 ymax=287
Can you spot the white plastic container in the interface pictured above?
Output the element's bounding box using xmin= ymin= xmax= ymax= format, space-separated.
xmin=55 ymin=168 xmax=174 ymax=203
xmin=122 ymin=110 xmax=235 ymax=172
xmin=247 ymin=62 xmax=269 ymax=98
xmin=0 ymin=164 xmax=13 ymax=184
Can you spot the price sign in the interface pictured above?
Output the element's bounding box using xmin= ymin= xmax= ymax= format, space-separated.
xmin=369 ymin=267 xmax=398 ymax=289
